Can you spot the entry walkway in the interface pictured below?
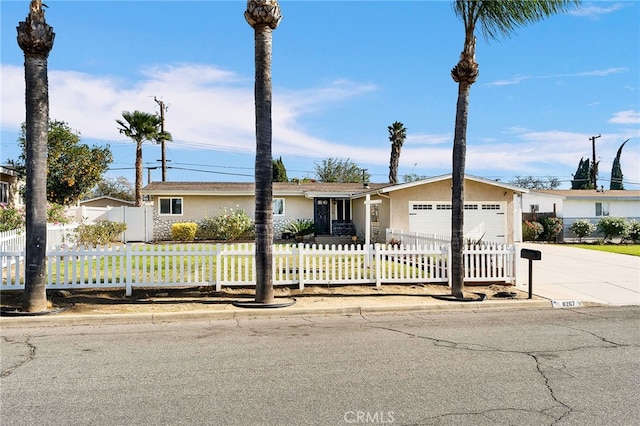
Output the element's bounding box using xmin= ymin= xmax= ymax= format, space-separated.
xmin=516 ymin=243 xmax=640 ymax=306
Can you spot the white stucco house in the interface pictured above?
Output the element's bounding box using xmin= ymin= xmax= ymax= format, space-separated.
xmin=523 ymin=189 xmax=640 ymax=240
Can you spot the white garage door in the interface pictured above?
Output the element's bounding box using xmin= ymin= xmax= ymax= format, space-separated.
xmin=408 ymin=202 xmax=506 ymax=243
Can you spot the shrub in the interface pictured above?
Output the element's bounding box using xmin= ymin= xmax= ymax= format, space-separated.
xmin=172 ymin=222 xmax=197 ymax=241
xmin=569 ymin=219 xmax=596 ymax=242
xmin=0 ymin=203 xmax=71 ymax=232
xmin=624 ymin=219 xmax=640 ymax=244
xmin=74 ymin=221 xmax=127 ymax=247
xmin=596 ymin=217 xmax=628 ymax=242
xmin=196 ymin=208 xmax=255 ymax=241
xmin=47 ymin=203 xmax=72 ymax=225
xmin=282 ymin=219 xmax=315 ymax=239
xmin=540 ymin=217 xmax=564 ymax=242
xmin=0 ymin=204 xmax=25 ymax=232
xmin=522 ymin=221 xmax=543 ymax=241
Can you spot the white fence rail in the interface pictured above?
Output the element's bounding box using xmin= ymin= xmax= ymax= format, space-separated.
xmin=1 ymin=224 xmax=78 ymax=269
xmin=2 ymin=242 xmax=516 ymax=295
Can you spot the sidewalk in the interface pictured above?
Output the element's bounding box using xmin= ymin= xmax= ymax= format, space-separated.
xmin=515 ymin=243 xmax=640 ymax=306
xmin=2 ymin=245 xmax=638 ymax=327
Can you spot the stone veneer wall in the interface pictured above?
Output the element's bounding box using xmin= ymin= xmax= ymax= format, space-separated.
xmin=153 ymin=212 xmax=294 ymax=241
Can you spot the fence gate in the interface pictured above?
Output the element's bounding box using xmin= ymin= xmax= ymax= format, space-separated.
xmin=107 ymin=206 xmax=153 ymax=242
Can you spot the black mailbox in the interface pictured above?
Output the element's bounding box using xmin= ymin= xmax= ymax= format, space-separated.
xmin=520 ymin=248 xmax=542 ymax=299
xmin=521 ymin=248 xmax=542 ymax=261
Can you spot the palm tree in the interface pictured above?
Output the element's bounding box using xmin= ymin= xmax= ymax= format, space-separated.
xmin=449 ymin=0 xmax=579 ymax=298
xmin=17 ymin=0 xmax=55 ymax=312
xmin=115 ymin=111 xmax=161 ymax=206
xmin=245 ymin=0 xmax=282 ymax=304
xmin=388 ymin=121 xmax=407 ymax=184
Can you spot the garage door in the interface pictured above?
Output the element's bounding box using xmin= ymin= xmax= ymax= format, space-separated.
xmin=408 ymin=202 xmax=506 ymax=243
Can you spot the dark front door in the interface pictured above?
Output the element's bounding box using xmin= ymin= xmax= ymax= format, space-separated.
xmin=314 ymin=198 xmax=330 ymax=235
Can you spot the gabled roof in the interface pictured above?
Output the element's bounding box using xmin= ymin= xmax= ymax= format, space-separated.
xmin=531 ymin=189 xmax=640 ymax=201
xmin=352 ymin=173 xmax=528 ymax=198
xmin=142 ymin=181 xmax=388 ymax=197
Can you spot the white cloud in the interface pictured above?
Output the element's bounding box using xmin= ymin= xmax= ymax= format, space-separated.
xmin=569 ymin=2 xmax=625 ymax=19
xmin=0 ymin=63 xmax=377 ymax=160
xmin=608 ymin=110 xmax=640 ymax=125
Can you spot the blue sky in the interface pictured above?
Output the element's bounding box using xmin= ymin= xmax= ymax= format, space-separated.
xmin=1 ymin=0 xmax=639 ymax=189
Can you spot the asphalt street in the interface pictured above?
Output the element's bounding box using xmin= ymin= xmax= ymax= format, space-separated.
xmin=2 ymin=306 xmax=639 ymax=425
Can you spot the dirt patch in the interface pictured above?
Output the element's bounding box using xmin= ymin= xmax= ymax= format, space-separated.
xmin=0 ymin=283 xmax=533 ymax=315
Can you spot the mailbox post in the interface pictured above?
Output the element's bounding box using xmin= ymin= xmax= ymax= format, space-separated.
xmin=520 ymin=248 xmax=542 ymax=299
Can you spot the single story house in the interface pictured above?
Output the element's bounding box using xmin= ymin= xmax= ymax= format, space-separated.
xmin=79 ymin=196 xmax=135 ymax=208
xmin=142 ymin=174 xmax=527 ymax=244
xmin=522 ymin=189 xmax=640 ymax=240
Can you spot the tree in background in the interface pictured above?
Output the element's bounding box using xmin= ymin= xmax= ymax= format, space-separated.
xmin=17 ymin=0 xmax=55 ymax=312
xmin=272 ymin=156 xmax=288 ymax=182
xmin=10 ymin=121 xmax=112 ymax=205
xmin=87 ymin=176 xmax=134 ymax=201
xmin=403 ymin=173 xmax=428 ymax=183
xmin=314 ymin=158 xmax=370 ymax=183
xmin=116 ymin=111 xmax=161 ymax=206
xmin=510 ymin=175 xmax=560 ymax=190
xmin=449 ymin=0 xmax=579 ymax=299
xmin=245 ymin=0 xmax=282 ymax=305
xmin=610 ymin=139 xmax=628 ymax=190
xmin=571 ymin=157 xmax=593 ymax=189
xmin=388 ymin=121 xmax=407 ymax=184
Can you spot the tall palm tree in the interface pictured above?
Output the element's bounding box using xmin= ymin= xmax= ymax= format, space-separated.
xmin=245 ymin=0 xmax=282 ymax=304
xmin=115 ymin=111 xmax=161 ymax=206
xmin=449 ymin=0 xmax=579 ymax=298
xmin=388 ymin=121 xmax=407 ymax=184
xmin=17 ymin=0 xmax=55 ymax=312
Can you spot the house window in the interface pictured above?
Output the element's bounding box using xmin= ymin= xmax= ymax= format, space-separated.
xmin=273 ymin=198 xmax=285 ymax=216
xmin=595 ymin=202 xmax=609 ymax=217
xmin=0 ymin=182 xmax=8 ymax=204
xmin=530 ymin=204 xmax=539 ymax=213
xmin=335 ymin=199 xmax=351 ymax=222
xmin=159 ymin=197 xmax=182 ymax=215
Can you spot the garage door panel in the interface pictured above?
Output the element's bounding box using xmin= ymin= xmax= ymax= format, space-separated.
xmin=408 ymin=202 xmax=506 ymax=243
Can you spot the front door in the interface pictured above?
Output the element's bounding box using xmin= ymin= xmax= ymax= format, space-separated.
xmin=314 ymin=198 xmax=330 ymax=235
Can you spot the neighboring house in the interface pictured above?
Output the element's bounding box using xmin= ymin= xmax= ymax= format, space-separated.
xmin=79 ymin=196 xmax=135 ymax=208
xmin=0 ymin=165 xmax=23 ymax=208
xmin=523 ymin=189 xmax=640 ymax=240
xmin=142 ymin=174 xmax=527 ymax=244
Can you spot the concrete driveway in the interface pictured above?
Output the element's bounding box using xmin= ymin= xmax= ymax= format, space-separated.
xmin=516 ymin=243 xmax=640 ymax=306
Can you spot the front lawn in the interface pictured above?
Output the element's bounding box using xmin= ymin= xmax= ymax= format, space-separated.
xmin=571 ymin=244 xmax=640 ymax=257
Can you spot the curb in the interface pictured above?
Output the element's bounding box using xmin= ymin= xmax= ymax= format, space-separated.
xmin=0 ymin=299 xmax=569 ymax=328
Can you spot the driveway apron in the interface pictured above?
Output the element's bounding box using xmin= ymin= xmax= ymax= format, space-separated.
xmin=516 ymin=243 xmax=640 ymax=306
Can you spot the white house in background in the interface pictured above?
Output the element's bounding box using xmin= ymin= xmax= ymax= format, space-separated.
xmin=0 ymin=166 xmax=23 ymax=208
xmin=523 ymin=189 xmax=640 ymax=240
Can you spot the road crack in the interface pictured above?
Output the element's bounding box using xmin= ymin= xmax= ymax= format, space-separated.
xmin=1 ymin=335 xmax=36 ymax=378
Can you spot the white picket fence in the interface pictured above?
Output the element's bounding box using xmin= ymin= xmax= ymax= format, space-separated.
xmin=1 ymin=242 xmax=516 ymax=296
xmin=0 ymin=224 xmax=78 ymax=268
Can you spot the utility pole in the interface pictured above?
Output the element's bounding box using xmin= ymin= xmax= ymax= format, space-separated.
xmin=154 ymin=97 xmax=169 ymax=181
xmin=590 ymin=134 xmax=601 ymax=189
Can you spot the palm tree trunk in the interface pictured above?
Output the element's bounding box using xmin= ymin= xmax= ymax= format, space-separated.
xmin=451 ymin=82 xmax=471 ymax=299
xmin=17 ymin=2 xmax=54 ymax=312
xmin=253 ymin=25 xmax=274 ymax=304
xmin=135 ymin=142 xmax=143 ymax=207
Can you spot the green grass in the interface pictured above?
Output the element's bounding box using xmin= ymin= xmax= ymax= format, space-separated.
xmin=570 ymin=244 xmax=640 ymax=257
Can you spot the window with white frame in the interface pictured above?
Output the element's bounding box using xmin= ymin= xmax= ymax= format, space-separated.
xmin=0 ymin=182 xmax=8 ymax=204
xmin=595 ymin=202 xmax=609 ymax=217
xmin=159 ymin=197 xmax=182 ymax=215
xmin=530 ymin=204 xmax=539 ymax=213
xmin=273 ymin=198 xmax=285 ymax=216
